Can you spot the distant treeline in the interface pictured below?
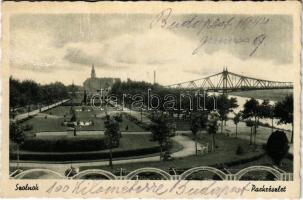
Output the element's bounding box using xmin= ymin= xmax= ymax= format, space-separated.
xmin=110 ymin=79 xmax=217 ymax=112
xmin=9 ymin=76 xmax=79 ymax=109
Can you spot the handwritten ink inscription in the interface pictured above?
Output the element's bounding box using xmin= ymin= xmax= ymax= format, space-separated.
xmin=150 ymin=8 xmax=269 ymax=56
xmin=46 ymin=180 xmax=251 ymax=197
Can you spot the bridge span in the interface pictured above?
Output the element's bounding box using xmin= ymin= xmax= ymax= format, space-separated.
xmin=166 ymin=68 xmax=293 ymax=93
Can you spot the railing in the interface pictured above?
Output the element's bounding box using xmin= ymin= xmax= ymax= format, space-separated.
xmin=12 ymin=166 xmax=294 ymax=181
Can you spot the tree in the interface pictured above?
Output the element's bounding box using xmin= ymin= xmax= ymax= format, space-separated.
xmin=259 ymin=100 xmax=274 ymax=133
xmin=190 ymin=117 xmax=200 ymax=156
xmin=274 ymin=95 xmax=293 ymax=143
xmin=27 ymin=105 xmax=31 ymax=117
xmin=9 ymin=77 xmax=69 ymax=110
xmin=245 ymin=119 xmax=254 ymax=145
xmin=149 ymin=116 xmax=170 ymax=160
xmin=207 ymin=111 xmax=220 ymax=151
xmin=216 ymin=95 xmax=238 ymax=134
xmin=83 ymin=90 xmax=87 ymax=105
xmin=242 ymin=98 xmax=260 ymax=145
xmin=70 ymin=106 xmax=77 ymax=122
xmin=10 ymin=122 xmax=25 ymax=170
xmin=233 ymin=112 xmax=241 ymax=138
xmin=190 ymin=112 xmax=208 ymax=155
xmin=266 ymin=130 xmax=289 ymax=166
xmin=113 ymin=114 xmax=123 ymax=123
xmin=104 ymin=116 xmax=121 ymax=169
xmin=9 ymin=76 xmax=21 ymax=109
xmin=199 ymin=112 xmax=208 ymax=130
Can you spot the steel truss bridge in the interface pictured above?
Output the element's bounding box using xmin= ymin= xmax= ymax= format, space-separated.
xmin=166 ymin=68 xmax=293 ymax=93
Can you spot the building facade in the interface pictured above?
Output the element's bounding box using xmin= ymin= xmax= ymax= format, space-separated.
xmin=83 ymin=65 xmax=120 ymax=94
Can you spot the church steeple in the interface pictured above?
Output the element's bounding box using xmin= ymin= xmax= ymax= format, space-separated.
xmin=91 ymin=64 xmax=96 ymax=78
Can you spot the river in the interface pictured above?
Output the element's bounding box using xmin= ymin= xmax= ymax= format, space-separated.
xmin=209 ymin=92 xmax=292 ymax=131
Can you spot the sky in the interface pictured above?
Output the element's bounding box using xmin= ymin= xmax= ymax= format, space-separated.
xmin=9 ymin=13 xmax=294 ymax=86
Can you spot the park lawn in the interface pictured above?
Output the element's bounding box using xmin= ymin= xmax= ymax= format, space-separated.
xmin=171 ymin=118 xmax=191 ymax=131
xmin=220 ymin=120 xmax=292 ymax=144
xmin=21 ymin=112 xmax=146 ymax=134
xmin=19 ymin=115 xmax=104 ymax=133
xmin=227 ymin=154 xmax=293 ymax=173
xmin=22 ymin=118 xmax=67 ymax=133
xmin=18 ymin=171 xmax=61 ymax=179
xmin=91 ymin=134 xmax=182 ymax=158
xmin=43 ymin=106 xmax=71 ymax=117
xmin=229 ymin=89 xmax=293 ymax=102
xmin=10 ymin=134 xmax=185 ymax=164
xmin=75 ymin=116 xmax=145 ymax=132
xmin=18 ymin=134 xmax=158 ymax=153
xmin=43 ymin=106 xmax=104 ymax=118
xmin=80 ymin=133 xmax=265 ymax=173
xmin=119 ymin=117 xmax=146 ymax=132
xmin=114 ymin=134 xmax=157 ymax=151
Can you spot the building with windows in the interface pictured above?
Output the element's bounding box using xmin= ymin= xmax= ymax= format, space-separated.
xmin=83 ymin=65 xmax=120 ymax=94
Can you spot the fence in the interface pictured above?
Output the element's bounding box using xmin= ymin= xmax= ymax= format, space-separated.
xmin=12 ymin=166 xmax=293 ymax=181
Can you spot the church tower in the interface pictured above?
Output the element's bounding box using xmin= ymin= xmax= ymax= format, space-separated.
xmin=91 ymin=64 xmax=96 ymax=79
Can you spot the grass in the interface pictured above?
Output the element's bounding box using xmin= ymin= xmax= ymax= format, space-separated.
xmin=119 ymin=117 xmax=146 ymax=132
xmin=229 ymin=89 xmax=293 ymax=102
xmin=79 ymin=133 xmax=266 ymax=173
xmin=21 ymin=106 xmax=145 ymax=133
xmin=22 ymin=118 xmax=67 ymax=133
xmin=43 ymin=106 xmax=72 ymax=116
xmin=109 ymin=134 xmax=157 ymax=152
xmin=19 ymin=134 xmax=158 ymax=153
xmin=79 ymin=132 xmax=293 ymax=178
xmin=227 ymin=154 xmax=293 ymax=173
xmin=11 ymin=134 xmax=183 ymax=163
xmin=18 ymin=171 xmax=61 ymax=179
xmin=221 ymin=120 xmax=292 ymax=144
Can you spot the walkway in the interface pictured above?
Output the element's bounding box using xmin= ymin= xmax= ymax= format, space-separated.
xmin=10 ymin=135 xmax=201 ymax=175
xmin=13 ymin=99 xmax=70 ymax=122
xmin=202 ymin=120 xmax=294 ymax=154
xmin=35 ymin=131 xmax=152 ymax=137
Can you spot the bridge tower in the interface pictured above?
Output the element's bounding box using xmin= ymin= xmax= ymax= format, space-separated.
xmin=222 ymin=67 xmax=228 ymax=95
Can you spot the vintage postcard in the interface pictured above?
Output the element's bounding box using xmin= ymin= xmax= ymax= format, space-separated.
xmin=0 ymin=1 xmax=301 ymax=198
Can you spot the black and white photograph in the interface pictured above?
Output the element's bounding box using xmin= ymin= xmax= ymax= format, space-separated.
xmin=6 ymin=2 xmax=298 ymax=184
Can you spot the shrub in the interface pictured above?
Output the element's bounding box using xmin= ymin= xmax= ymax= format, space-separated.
xmin=236 ymin=145 xmax=244 ymax=155
xmin=10 ymin=146 xmax=161 ymax=161
xmin=262 ymin=144 xmax=267 ymax=150
xmin=17 ymin=115 xmax=33 ymax=123
xmin=65 ymin=167 xmax=77 ymax=177
xmin=23 ymin=124 xmax=33 ymax=131
xmin=266 ymin=130 xmax=289 ymax=165
xmin=123 ymin=113 xmax=149 ymax=130
xmin=163 ymin=151 xmax=173 ymax=161
xmin=21 ymin=136 xmax=108 ymax=152
xmin=113 ymin=114 xmax=123 ymax=123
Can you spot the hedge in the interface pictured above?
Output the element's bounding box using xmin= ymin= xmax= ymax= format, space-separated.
xmin=21 ymin=136 xmax=110 ymax=152
xmin=10 ymin=146 xmax=161 ymax=161
xmin=123 ymin=113 xmax=150 ymax=130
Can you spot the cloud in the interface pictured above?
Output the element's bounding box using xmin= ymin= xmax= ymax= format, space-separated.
xmin=64 ymin=45 xmax=108 ymax=67
xmin=10 ymin=24 xmax=294 ymax=86
xmin=61 ymin=29 xmax=192 ymax=70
